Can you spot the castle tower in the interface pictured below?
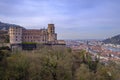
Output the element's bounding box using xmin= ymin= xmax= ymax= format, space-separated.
xmin=9 ymin=26 xmax=22 ymax=44
xmin=47 ymin=24 xmax=57 ymax=42
xmin=48 ymin=24 xmax=55 ymax=34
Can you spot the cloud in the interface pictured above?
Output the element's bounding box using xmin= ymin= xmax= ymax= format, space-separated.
xmin=0 ymin=0 xmax=120 ymax=39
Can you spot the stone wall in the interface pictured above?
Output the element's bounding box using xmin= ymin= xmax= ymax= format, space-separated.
xmin=0 ymin=43 xmax=10 ymax=47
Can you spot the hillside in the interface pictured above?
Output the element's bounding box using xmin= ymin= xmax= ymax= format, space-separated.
xmin=0 ymin=47 xmax=120 ymax=80
xmin=103 ymin=34 xmax=120 ymax=45
xmin=0 ymin=21 xmax=21 ymax=30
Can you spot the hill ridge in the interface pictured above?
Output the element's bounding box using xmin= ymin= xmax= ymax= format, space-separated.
xmin=103 ymin=34 xmax=120 ymax=45
xmin=0 ymin=21 xmax=21 ymax=30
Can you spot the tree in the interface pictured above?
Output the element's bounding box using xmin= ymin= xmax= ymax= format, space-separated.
xmin=75 ymin=64 xmax=93 ymax=80
xmin=38 ymin=47 xmax=73 ymax=80
xmin=5 ymin=54 xmax=29 ymax=80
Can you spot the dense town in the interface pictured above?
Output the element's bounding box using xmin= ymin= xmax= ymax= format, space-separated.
xmin=66 ymin=40 xmax=120 ymax=62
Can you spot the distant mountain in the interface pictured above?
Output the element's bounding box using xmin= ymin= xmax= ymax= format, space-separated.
xmin=103 ymin=34 xmax=120 ymax=45
xmin=0 ymin=21 xmax=21 ymax=30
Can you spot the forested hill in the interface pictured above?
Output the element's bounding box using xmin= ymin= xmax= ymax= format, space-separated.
xmin=0 ymin=21 xmax=21 ymax=30
xmin=103 ymin=34 xmax=120 ymax=45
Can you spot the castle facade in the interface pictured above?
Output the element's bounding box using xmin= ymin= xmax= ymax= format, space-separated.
xmin=9 ymin=24 xmax=61 ymax=44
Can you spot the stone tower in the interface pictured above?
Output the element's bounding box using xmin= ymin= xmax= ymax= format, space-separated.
xmin=47 ymin=24 xmax=57 ymax=42
xmin=9 ymin=26 xmax=22 ymax=44
xmin=48 ymin=24 xmax=55 ymax=34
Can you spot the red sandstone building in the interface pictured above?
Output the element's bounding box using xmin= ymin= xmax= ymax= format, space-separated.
xmin=9 ymin=24 xmax=64 ymax=44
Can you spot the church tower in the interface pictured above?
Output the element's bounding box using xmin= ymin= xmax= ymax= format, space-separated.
xmin=47 ymin=24 xmax=57 ymax=42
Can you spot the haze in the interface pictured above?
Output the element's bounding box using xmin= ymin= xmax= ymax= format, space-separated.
xmin=0 ymin=0 xmax=120 ymax=39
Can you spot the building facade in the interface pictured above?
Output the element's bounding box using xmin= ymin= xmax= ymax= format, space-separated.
xmin=9 ymin=26 xmax=22 ymax=44
xmin=9 ymin=24 xmax=58 ymax=44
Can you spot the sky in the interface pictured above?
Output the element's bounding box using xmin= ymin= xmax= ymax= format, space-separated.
xmin=0 ymin=0 xmax=120 ymax=39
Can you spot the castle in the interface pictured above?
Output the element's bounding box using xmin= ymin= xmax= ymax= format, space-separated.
xmin=9 ymin=24 xmax=65 ymax=45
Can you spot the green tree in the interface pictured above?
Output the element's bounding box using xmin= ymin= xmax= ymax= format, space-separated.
xmin=38 ymin=47 xmax=72 ymax=80
xmin=75 ymin=64 xmax=93 ymax=80
xmin=6 ymin=54 xmax=29 ymax=80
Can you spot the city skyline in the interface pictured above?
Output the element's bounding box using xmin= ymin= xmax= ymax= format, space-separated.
xmin=0 ymin=0 xmax=120 ymax=39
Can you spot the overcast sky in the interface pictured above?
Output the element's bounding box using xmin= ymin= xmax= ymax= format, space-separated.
xmin=0 ymin=0 xmax=120 ymax=39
